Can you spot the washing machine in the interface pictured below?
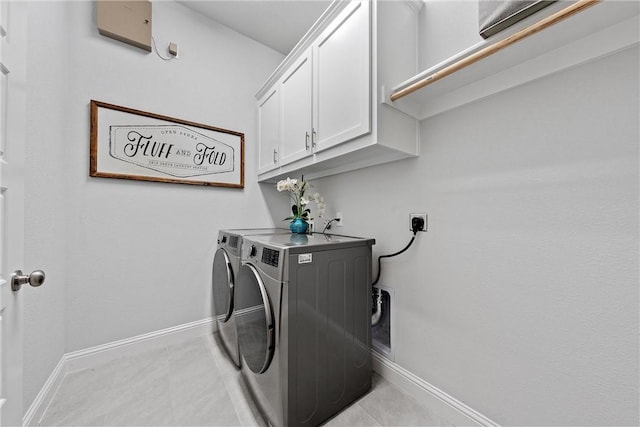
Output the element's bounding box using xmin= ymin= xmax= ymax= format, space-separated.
xmin=212 ymin=228 xmax=288 ymax=367
xmin=234 ymin=233 xmax=375 ymax=426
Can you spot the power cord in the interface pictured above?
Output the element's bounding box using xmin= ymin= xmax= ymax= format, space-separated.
xmin=152 ymin=36 xmax=176 ymax=61
xmin=372 ymin=216 xmax=424 ymax=286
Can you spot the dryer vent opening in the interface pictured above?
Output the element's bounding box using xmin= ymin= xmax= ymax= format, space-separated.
xmin=372 ymin=286 xmax=393 ymax=361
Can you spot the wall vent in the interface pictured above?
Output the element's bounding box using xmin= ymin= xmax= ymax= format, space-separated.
xmin=372 ymin=286 xmax=394 ymax=361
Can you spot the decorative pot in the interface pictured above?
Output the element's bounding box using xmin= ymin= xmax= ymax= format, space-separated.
xmin=289 ymin=218 xmax=309 ymax=234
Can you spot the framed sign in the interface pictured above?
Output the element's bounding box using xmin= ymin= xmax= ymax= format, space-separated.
xmin=90 ymin=100 xmax=244 ymax=188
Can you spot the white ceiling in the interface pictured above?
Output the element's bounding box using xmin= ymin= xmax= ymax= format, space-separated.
xmin=178 ymin=1 xmax=332 ymax=55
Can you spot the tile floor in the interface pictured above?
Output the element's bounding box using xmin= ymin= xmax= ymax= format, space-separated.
xmin=38 ymin=334 xmax=449 ymax=426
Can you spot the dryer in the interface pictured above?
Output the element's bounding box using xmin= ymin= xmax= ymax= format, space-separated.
xmin=235 ymin=233 xmax=375 ymax=426
xmin=212 ymin=228 xmax=288 ymax=367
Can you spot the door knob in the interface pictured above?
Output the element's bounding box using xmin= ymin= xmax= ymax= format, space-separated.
xmin=11 ymin=269 xmax=46 ymax=291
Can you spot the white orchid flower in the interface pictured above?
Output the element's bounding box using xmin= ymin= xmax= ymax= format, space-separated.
xmin=275 ymin=177 xmax=327 ymax=222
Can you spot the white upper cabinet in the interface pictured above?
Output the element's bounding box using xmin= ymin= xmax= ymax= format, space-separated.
xmin=255 ymin=0 xmax=421 ymax=183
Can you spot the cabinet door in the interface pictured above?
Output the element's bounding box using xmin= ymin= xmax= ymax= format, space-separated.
xmin=257 ymin=87 xmax=280 ymax=174
xmin=280 ymin=50 xmax=313 ymax=165
xmin=313 ymin=0 xmax=370 ymax=153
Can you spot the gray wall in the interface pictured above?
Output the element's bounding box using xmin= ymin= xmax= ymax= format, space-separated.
xmin=316 ymin=45 xmax=639 ymax=426
xmin=23 ymin=0 xmax=283 ymax=411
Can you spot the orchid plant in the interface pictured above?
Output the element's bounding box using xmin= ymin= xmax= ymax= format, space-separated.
xmin=276 ymin=177 xmax=325 ymax=222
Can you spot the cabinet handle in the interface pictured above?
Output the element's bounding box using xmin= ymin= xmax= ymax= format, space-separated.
xmin=312 ymin=128 xmax=317 ymax=148
xmin=305 ymin=131 xmax=310 ymax=150
xmin=273 ymin=148 xmax=277 ymax=163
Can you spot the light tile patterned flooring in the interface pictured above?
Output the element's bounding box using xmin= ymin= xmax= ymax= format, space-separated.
xmin=38 ymin=334 xmax=448 ymax=426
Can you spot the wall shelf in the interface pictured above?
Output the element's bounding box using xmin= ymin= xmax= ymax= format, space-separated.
xmin=384 ymin=0 xmax=639 ymax=121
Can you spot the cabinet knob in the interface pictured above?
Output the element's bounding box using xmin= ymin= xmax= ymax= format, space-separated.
xmin=305 ymin=131 xmax=310 ymax=149
xmin=312 ymin=128 xmax=317 ymax=147
xmin=273 ymin=148 xmax=277 ymax=163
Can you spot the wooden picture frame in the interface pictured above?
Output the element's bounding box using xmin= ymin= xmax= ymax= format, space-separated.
xmin=90 ymin=100 xmax=244 ymax=188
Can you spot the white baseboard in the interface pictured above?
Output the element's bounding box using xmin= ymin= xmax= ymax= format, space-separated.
xmin=22 ymin=357 xmax=67 ymax=427
xmin=372 ymin=351 xmax=500 ymax=427
xmin=65 ymin=317 xmax=215 ymax=372
xmin=23 ymin=317 xmax=216 ymax=427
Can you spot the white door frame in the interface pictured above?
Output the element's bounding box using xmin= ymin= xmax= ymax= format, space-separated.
xmin=0 ymin=1 xmax=28 ymax=426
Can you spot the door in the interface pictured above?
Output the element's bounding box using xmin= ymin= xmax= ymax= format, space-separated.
xmin=280 ymin=49 xmax=313 ymax=165
xmin=0 ymin=2 xmax=27 ymax=426
xmin=234 ymin=263 xmax=274 ymax=374
xmin=313 ymin=0 xmax=370 ymax=152
xmin=212 ymin=248 xmax=234 ymax=323
xmin=257 ymin=87 xmax=280 ymax=174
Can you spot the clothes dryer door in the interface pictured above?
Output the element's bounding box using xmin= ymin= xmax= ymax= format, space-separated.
xmin=212 ymin=248 xmax=234 ymax=323
xmin=235 ymin=263 xmax=275 ymax=374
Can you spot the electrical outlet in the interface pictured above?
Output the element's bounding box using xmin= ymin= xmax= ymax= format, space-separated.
xmin=409 ymin=213 xmax=427 ymax=232
xmin=336 ymin=211 xmax=344 ymax=227
xmin=168 ymin=42 xmax=178 ymax=57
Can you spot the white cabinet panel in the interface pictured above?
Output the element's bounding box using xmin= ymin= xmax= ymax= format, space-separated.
xmin=257 ymin=87 xmax=280 ymax=174
xmin=280 ymin=50 xmax=313 ymax=165
xmin=313 ymin=0 xmax=370 ymax=152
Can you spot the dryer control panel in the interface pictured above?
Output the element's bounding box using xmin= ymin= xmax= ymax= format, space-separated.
xmin=261 ymin=247 xmax=280 ymax=267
